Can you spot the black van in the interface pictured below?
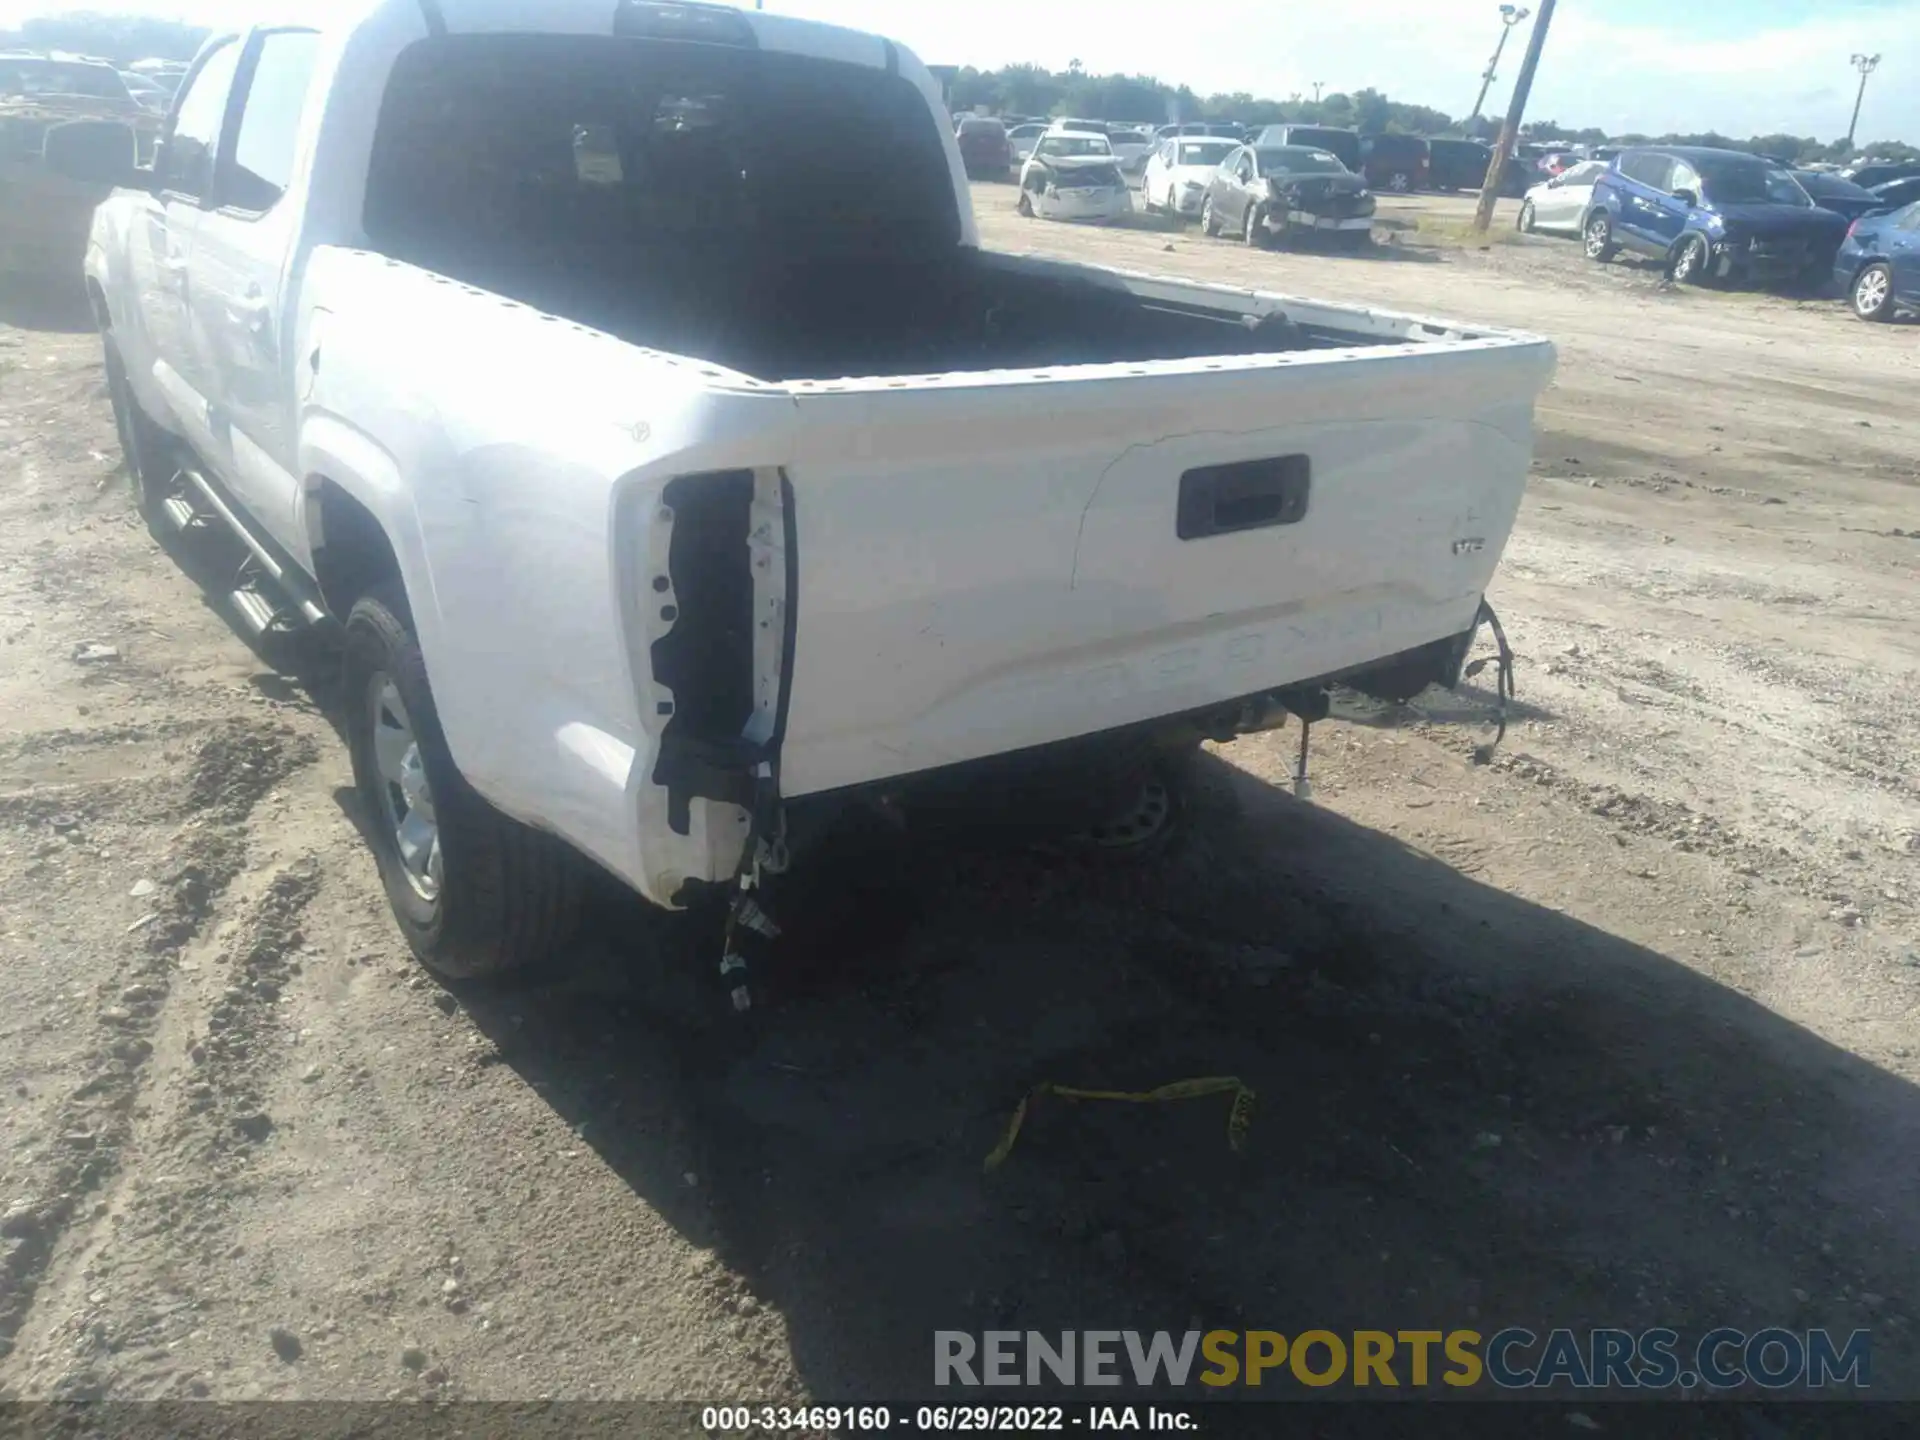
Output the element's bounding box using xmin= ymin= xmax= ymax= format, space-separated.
xmin=1359 ymin=133 xmax=1430 ymax=192
xmin=1251 ymin=124 xmax=1362 ymax=175
xmin=1427 ymin=137 xmax=1492 ymax=192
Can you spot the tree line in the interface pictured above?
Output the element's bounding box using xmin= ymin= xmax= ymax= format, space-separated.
xmin=946 ymin=61 xmax=1919 ymax=163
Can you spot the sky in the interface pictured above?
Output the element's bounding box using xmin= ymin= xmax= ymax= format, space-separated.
xmin=3 ymin=0 xmax=1914 ymax=143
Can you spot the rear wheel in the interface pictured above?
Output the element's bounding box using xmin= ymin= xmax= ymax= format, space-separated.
xmin=1583 ymin=211 xmax=1618 ymax=262
xmin=344 ymin=584 xmax=583 ymax=980
xmin=1387 ymin=171 xmax=1412 ymax=193
xmin=1852 ymin=262 xmax=1896 ymax=321
xmin=1200 ymin=194 xmax=1220 ymax=236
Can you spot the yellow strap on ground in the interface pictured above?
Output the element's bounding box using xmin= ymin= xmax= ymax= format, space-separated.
xmin=983 ymin=1077 xmax=1256 ymax=1172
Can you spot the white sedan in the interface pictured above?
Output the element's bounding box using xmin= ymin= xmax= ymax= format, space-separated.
xmin=1517 ymin=159 xmax=1609 ymax=237
xmin=1141 ymin=136 xmax=1240 ymax=217
xmin=1017 ymin=133 xmax=1131 ymax=223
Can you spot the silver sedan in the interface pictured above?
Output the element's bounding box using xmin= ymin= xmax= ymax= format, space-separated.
xmin=1518 ymin=160 xmax=1609 ymax=237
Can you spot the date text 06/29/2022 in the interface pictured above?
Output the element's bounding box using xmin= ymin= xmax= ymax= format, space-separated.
xmin=702 ymin=1405 xmax=1196 ymax=1432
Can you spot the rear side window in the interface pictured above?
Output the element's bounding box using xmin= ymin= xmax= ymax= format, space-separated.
xmin=364 ymin=35 xmax=960 ymax=263
xmin=1620 ymin=152 xmax=1673 ymax=189
xmin=227 ymin=30 xmax=321 ymax=212
xmin=158 ymin=38 xmax=242 ymax=200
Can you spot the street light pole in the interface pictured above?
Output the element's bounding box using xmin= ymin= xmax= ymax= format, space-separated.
xmin=1845 ymin=53 xmax=1881 ymax=149
xmin=1472 ymin=0 xmax=1555 ymax=232
xmin=1467 ymin=4 xmax=1531 ymax=125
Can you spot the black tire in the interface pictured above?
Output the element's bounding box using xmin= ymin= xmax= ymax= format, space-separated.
xmin=102 ymin=337 xmax=172 ymax=522
xmin=1852 ymin=262 xmax=1897 ymax=322
xmin=1388 ymin=171 xmax=1412 ymax=193
xmin=1016 ymin=191 xmax=1033 ymax=218
xmin=1200 ymin=194 xmax=1220 ymax=237
xmin=1243 ymin=202 xmax=1266 ymax=247
xmin=1670 ymin=233 xmax=1714 ymax=286
xmin=344 ymin=584 xmax=583 ymax=980
xmin=1583 ymin=210 xmax=1618 ymax=262
xmin=1516 ymin=199 xmax=1536 ymax=234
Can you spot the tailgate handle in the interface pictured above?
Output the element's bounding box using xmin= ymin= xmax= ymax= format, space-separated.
xmin=1177 ymin=455 xmax=1310 ymax=540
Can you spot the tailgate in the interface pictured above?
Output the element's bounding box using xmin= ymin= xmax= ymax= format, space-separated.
xmin=774 ymin=337 xmax=1554 ymax=798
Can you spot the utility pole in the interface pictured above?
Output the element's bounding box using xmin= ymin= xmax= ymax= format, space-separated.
xmin=1467 ymin=4 xmax=1530 ymax=124
xmin=1845 ymin=53 xmax=1880 ymax=149
xmin=1472 ymin=0 xmax=1554 ymax=233
xmin=1311 ymin=80 xmax=1324 ymax=102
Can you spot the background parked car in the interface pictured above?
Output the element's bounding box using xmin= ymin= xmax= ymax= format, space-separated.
xmin=117 ymin=70 xmax=169 ymax=112
xmin=1869 ymin=175 xmax=1920 ymax=213
xmin=1583 ymin=146 xmax=1849 ymax=288
xmin=1251 ymin=123 xmax=1362 ymax=174
xmin=1201 ymin=143 xmax=1373 ymax=248
xmin=1048 ymin=117 xmax=1110 ymax=137
xmin=1428 ymin=137 xmax=1492 ymax=192
xmin=1017 ymin=143 xmax=1131 ymax=224
xmin=1107 ymin=126 xmax=1155 ymax=179
xmin=1007 ymin=122 xmax=1046 ymax=164
xmin=1842 ymin=159 xmax=1920 ymax=190
xmin=1142 ymin=135 xmax=1238 ymax=217
xmin=0 ymin=51 xmax=156 ymax=276
xmin=1833 ymin=200 xmax=1920 ymax=321
xmin=1790 ymin=169 xmax=1886 ymax=224
xmin=955 ymin=115 xmax=1012 ymax=180
xmin=1360 ymin=133 xmax=1430 ymax=193
xmin=1517 ymin=158 xmax=1609 ymax=236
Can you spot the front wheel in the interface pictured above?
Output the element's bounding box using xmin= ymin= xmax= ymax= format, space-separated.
xmin=1583 ymin=211 xmax=1618 ymax=262
xmin=344 ymin=585 xmax=583 ymax=980
xmin=1016 ymin=191 xmax=1033 ymax=218
xmin=1671 ymin=233 xmax=1714 ymax=285
xmin=1243 ymin=203 xmax=1267 ymax=247
xmin=1388 ymin=171 xmax=1412 ymax=193
xmin=1852 ymin=262 xmax=1896 ymax=322
xmin=1200 ymin=195 xmax=1219 ymax=237
xmin=1516 ymin=199 xmax=1536 ymax=234
xmin=102 ymin=337 xmax=171 ymax=522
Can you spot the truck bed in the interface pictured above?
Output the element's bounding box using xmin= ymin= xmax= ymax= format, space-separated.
xmin=384 ymin=237 xmax=1459 ymax=384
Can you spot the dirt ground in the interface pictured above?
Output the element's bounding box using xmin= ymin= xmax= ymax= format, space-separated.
xmin=1 ymin=185 xmax=1917 ymax=1412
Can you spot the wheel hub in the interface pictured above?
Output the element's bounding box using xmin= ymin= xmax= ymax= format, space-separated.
xmin=1076 ymin=774 xmax=1175 ymax=852
xmin=369 ymin=675 xmax=442 ymax=902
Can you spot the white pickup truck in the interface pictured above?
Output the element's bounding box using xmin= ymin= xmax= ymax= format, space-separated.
xmin=57 ymin=0 xmax=1554 ymax=993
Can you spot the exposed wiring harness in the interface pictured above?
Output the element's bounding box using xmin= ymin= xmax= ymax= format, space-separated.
xmin=1463 ymin=598 xmax=1516 ymax=763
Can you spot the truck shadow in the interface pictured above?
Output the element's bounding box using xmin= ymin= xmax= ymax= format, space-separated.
xmin=453 ymin=749 xmax=1920 ymax=1405
xmin=0 ymin=275 xmax=95 ymax=334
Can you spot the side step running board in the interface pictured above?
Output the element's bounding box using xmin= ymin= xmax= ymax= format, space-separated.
xmin=228 ymin=585 xmax=291 ymax=638
xmin=160 ymin=493 xmax=207 ymax=533
xmin=171 ymin=467 xmax=328 ymax=628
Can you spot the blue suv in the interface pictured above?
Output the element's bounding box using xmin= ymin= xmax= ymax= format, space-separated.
xmin=1581 ymin=146 xmax=1850 ymax=287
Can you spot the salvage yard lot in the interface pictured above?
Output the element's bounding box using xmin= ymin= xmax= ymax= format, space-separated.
xmin=1 ymin=185 xmax=1917 ymax=1405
